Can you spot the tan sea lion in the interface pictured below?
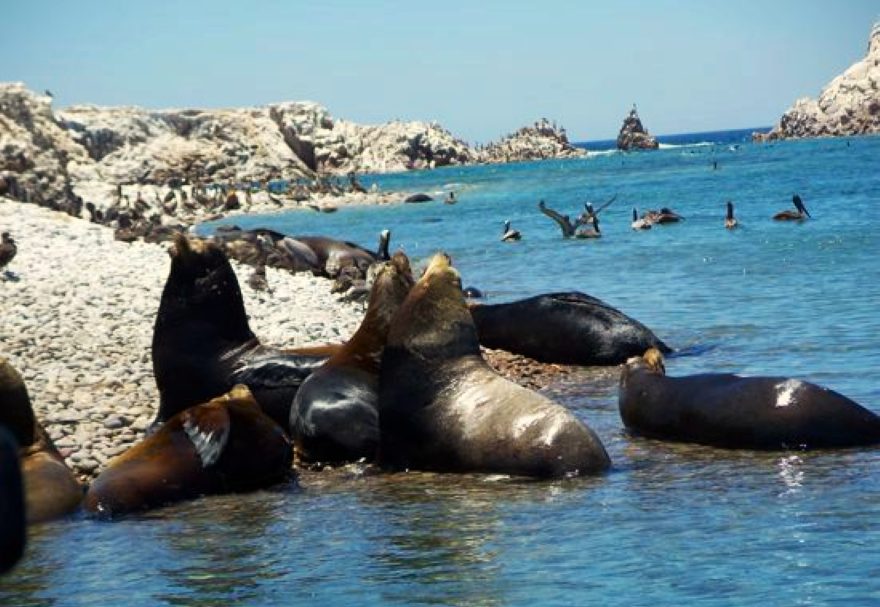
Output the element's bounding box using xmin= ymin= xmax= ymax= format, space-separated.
xmin=291 ymin=252 xmax=414 ymax=464
xmin=0 ymin=358 xmax=82 ymax=523
xmin=378 ymin=254 xmax=611 ymax=478
xmin=85 ymin=385 xmax=292 ymax=518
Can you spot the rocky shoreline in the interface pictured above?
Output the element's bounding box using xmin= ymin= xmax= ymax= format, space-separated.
xmin=0 ymin=198 xmax=365 ymax=479
xmin=1 ymin=82 xmax=588 ymax=224
xmin=0 ymin=198 xmax=573 ymax=481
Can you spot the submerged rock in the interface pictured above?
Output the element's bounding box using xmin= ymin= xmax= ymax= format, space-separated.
xmin=755 ymin=22 xmax=880 ymax=141
xmin=616 ymin=105 xmax=659 ymax=151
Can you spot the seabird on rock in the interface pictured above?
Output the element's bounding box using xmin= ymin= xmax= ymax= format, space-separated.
xmin=0 ymin=232 xmax=17 ymax=277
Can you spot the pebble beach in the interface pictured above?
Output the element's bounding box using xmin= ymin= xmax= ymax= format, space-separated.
xmin=0 ymin=197 xmax=365 ymax=480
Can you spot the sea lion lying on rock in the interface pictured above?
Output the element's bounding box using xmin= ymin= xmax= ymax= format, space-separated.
xmin=378 ymin=254 xmax=611 ymax=478
xmin=85 ymin=385 xmax=291 ymax=518
xmin=151 ymin=234 xmax=332 ymax=430
xmin=619 ymin=348 xmax=880 ymax=450
xmin=291 ymin=252 xmax=414 ymax=464
xmin=0 ymin=358 xmax=82 ymax=523
xmin=469 ymin=292 xmax=670 ymax=366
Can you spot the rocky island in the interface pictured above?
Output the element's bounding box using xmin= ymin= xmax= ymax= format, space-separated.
xmin=616 ymin=105 xmax=659 ymax=150
xmin=755 ymin=22 xmax=880 ymax=141
xmin=479 ymin=118 xmax=585 ymax=163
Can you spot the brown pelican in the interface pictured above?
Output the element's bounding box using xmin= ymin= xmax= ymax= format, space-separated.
xmin=773 ymin=194 xmax=811 ymax=221
xmin=725 ymin=201 xmax=738 ymax=229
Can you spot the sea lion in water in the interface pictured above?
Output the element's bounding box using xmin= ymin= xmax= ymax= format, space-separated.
xmin=85 ymin=385 xmax=292 ymax=518
xmin=378 ymin=254 xmax=610 ymax=478
xmin=404 ymin=193 xmax=433 ymax=203
xmin=0 ymin=358 xmax=82 ymax=523
xmin=619 ymin=348 xmax=880 ymax=450
xmin=470 ymin=292 xmax=670 ymax=366
xmin=0 ymin=427 xmax=25 ymax=573
xmin=291 ymin=252 xmax=414 ymax=464
xmin=151 ymin=235 xmax=332 ymax=430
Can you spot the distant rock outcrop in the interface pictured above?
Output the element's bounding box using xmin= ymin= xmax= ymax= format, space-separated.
xmin=478 ymin=118 xmax=585 ymax=163
xmin=0 ymin=83 xmax=87 ymax=208
xmin=0 ymin=82 xmax=587 ymax=212
xmin=269 ymin=102 xmax=475 ymax=173
xmin=616 ymin=105 xmax=658 ymax=150
xmin=755 ymin=22 xmax=880 ymax=141
xmin=58 ymin=104 xmax=315 ymax=185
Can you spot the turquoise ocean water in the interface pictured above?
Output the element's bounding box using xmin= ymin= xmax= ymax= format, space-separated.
xmin=2 ymin=131 xmax=879 ymax=606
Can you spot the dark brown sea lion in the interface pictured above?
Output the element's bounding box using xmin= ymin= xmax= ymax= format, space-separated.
xmin=469 ymin=292 xmax=670 ymax=366
xmin=404 ymin=193 xmax=433 ymax=203
xmin=378 ymin=254 xmax=611 ymax=478
xmin=0 ymin=358 xmax=82 ymax=523
xmin=291 ymin=252 xmax=414 ymax=464
xmin=151 ymin=235 xmax=331 ymax=430
xmin=619 ymin=348 xmax=880 ymax=450
xmin=85 ymin=385 xmax=292 ymax=518
xmin=0 ymin=426 xmax=26 ymax=574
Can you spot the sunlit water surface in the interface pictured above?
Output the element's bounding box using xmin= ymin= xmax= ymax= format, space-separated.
xmin=3 ymin=134 xmax=879 ymax=606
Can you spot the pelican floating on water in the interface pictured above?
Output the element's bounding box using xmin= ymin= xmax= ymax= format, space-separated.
xmin=773 ymin=194 xmax=811 ymax=221
xmin=631 ymin=208 xmax=652 ymax=230
xmin=501 ymin=220 xmax=521 ymax=242
xmin=725 ymin=201 xmax=738 ymax=229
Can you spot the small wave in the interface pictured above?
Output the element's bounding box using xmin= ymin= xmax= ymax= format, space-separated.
xmin=585 ymin=149 xmax=620 ymax=157
xmin=658 ymin=141 xmax=714 ymax=149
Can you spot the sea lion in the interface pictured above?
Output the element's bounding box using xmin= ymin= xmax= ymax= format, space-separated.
xmin=470 ymin=292 xmax=670 ymax=366
xmin=0 ymin=427 xmax=25 ymax=574
xmin=619 ymin=348 xmax=880 ymax=449
xmin=404 ymin=193 xmax=433 ymax=203
xmin=0 ymin=358 xmax=82 ymax=523
xmin=292 ymin=231 xmax=390 ymax=278
xmin=291 ymin=252 xmax=414 ymax=464
xmin=85 ymin=385 xmax=292 ymax=518
xmin=151 ymin=235 xmax=332 ymax=430
xmin=378 ymin=254 xmax=610 ymax=478
xmin=773 ymin=194 xmax=811 ymax=221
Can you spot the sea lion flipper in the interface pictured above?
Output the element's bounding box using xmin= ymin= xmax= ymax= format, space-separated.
xmin=181 ymin=403 xmax=231 ymax=467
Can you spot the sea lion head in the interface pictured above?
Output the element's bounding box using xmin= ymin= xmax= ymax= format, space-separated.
xmin=370 ymin=251 xmax=414 ymax=302
xmin=386 ymin=252 xmax=480 ymax=360
xmin=157 ymin=234 xmax=253 ymax=342
xmin=0 ymin=358 xmax=36 ymax=447
xmin=624 ymin=348 xmax=666 ymax=376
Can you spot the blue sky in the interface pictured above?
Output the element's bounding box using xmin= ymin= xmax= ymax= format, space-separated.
xmin=3 ymin=1 xmax=877 ymax=142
